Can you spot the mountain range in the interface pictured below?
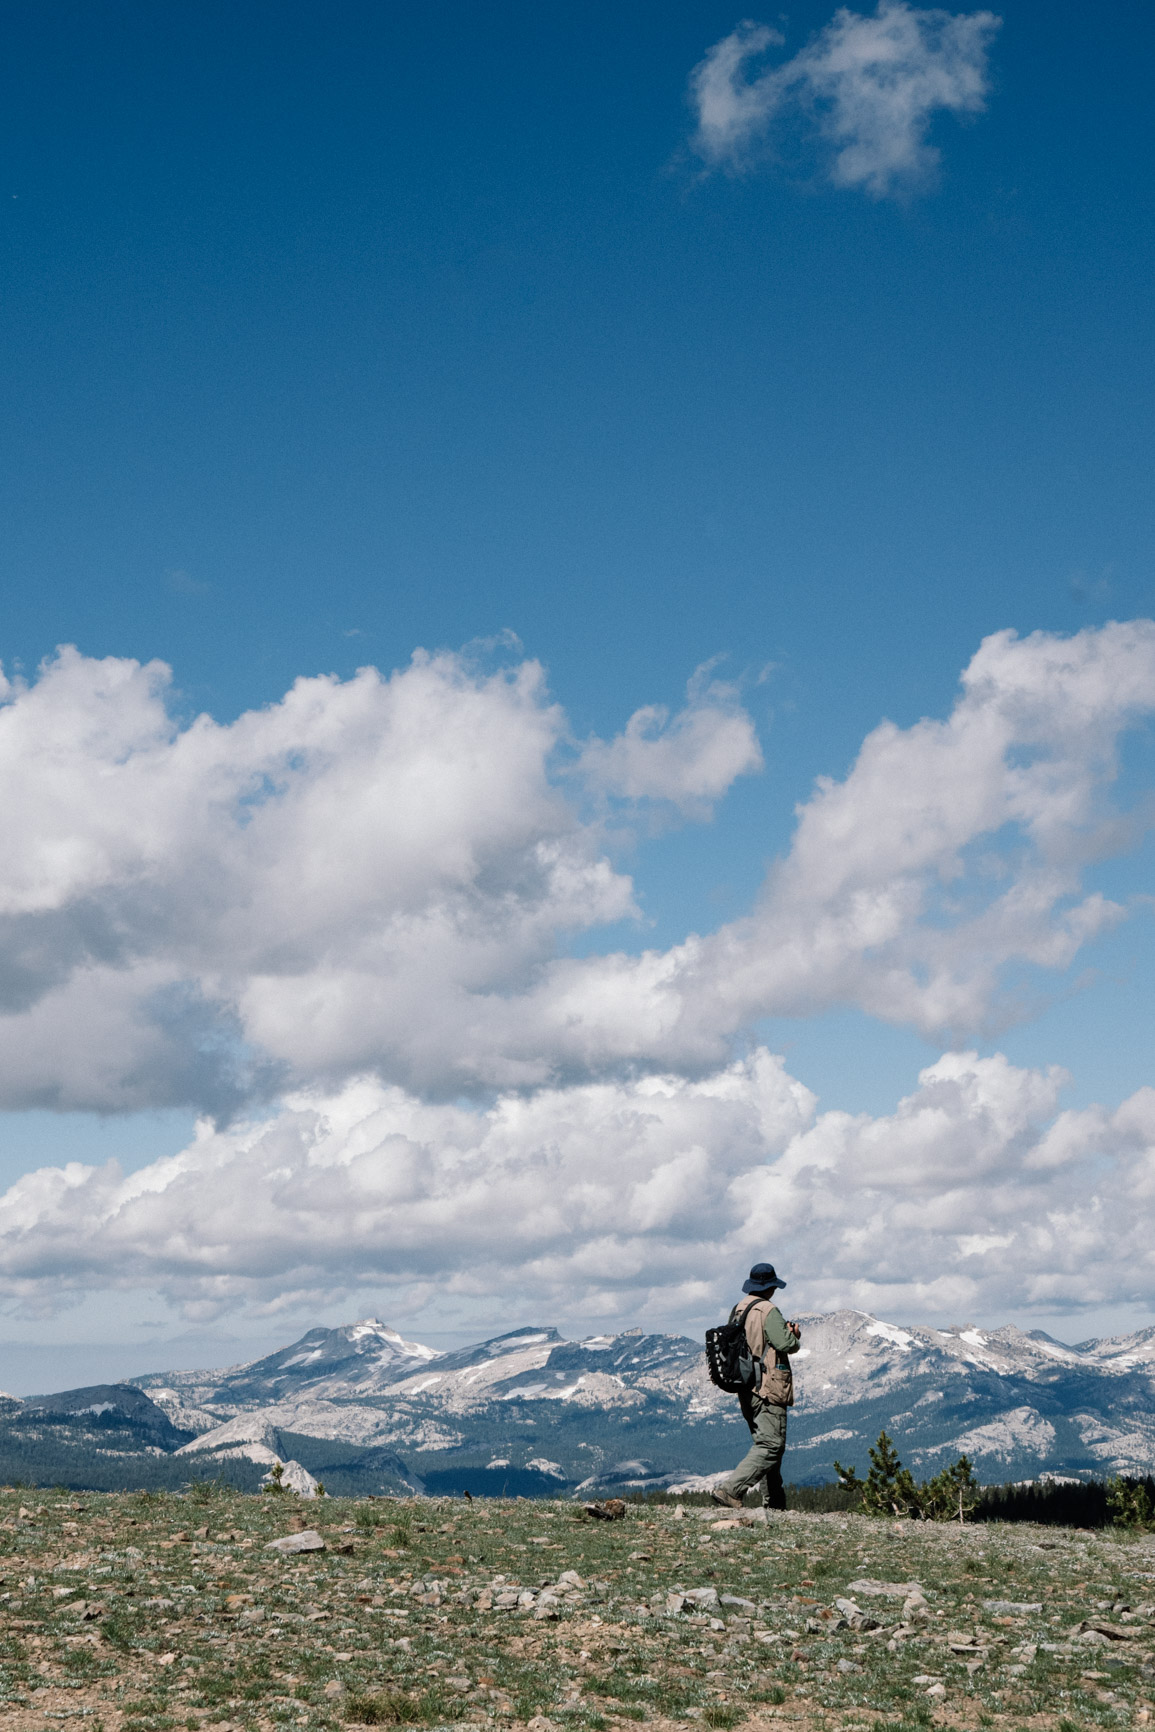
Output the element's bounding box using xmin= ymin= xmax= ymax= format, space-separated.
xmin=0 ymin=1309 xmax=1152 ymax=1495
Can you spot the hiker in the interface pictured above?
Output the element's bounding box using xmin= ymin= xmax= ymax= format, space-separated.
xmin=710 ymin=1262 xmax=801 ymax=1511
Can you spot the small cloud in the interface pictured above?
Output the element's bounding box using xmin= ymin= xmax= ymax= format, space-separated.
xmin=689 ymin=0 xmax=1001 ymax=198
xmin=578 ymin=666 xmax=763 ymax=817
xmin=164 ymin=568 xmax=211 ymax=598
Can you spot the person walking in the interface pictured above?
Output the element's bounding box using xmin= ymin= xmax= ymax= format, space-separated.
xmin=710 ymin=1262 xmax=801 ymax=1511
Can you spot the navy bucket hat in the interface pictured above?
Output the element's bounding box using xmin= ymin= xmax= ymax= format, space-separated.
xmin=742 ymin=1261 xmax=786 ymax=1295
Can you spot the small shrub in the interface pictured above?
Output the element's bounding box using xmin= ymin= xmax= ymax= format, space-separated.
xmin=835 ymin=1432 xmax=920 ymax=1517
xmin=920 ymin=1454 xmax=980 ymax=1522
xmin=1106 ymin=1475 xmax=1155 ymax=1530
xmin=836 ymin=1433 xmax=979 ymax=1521
xmin=703 ymin=1709 xmax=740 ymax=1729
xmin=345 ymin=1694 xmax=413 ymax=1726
xmin=186 ymin=1478 xmax=224 ymax=1505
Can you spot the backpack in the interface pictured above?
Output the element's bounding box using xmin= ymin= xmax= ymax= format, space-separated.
xmin=704 ymin=1299 xmax=765 ymax=1393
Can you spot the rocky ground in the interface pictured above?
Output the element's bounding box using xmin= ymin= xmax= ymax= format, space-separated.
xmin=0 ymin=1486 xmax=1153 ymax=1732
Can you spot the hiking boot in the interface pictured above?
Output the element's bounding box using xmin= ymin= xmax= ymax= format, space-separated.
xmin=710 ymin=1488 xmax=744 ymax=1510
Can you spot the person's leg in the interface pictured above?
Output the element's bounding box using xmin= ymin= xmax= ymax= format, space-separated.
xmin=762 ymin=1427 xmax=787 ymax=1510
xmin=717 ymin=1401 xmax=787 ymax=1502
xmin=741 ymin=1392 xmax=772 ymax=1506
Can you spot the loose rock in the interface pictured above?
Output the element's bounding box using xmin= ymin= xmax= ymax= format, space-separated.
xmin=582 ymin=1500 xmax=626 ymax=1521
xmin=266 ymin=1528 xmax=326 ymax=1554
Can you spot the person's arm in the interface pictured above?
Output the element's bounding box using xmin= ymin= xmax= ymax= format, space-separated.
xmin=763 ymin=1308 xmax=801 ymax=1356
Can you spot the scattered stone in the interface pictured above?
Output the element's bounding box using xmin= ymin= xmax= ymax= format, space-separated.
xmin=847 ymin=1578 xmax=924 ymax=1597
xmin=323 ymin=1680 xmax=344 ymax=1698
xmin=837 ymin=1659 xmax=862 ymax=1673
xmin=582 ymin=1500 xmax=626 ymax=1520
xmin=1079 ymin=1618 xmax=1138 ymax=1641
xmin=266 ymin=1528 xmax=326 ymax=1554
xmin=983 ymin=1599 xmax=1043 ymax=1615
xmin=834 ymin=1594 xmax=880 ymax=1633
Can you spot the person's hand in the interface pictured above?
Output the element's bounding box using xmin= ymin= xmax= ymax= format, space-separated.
xmin=788 ymin=1319 xmax=802 ymax=1336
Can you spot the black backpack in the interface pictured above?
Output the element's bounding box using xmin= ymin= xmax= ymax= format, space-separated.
xmin=705 ymin=1299 xmax=765 ymax=1393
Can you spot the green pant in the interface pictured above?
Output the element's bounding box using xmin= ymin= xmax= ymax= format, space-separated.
xmin=722 ymin=1396 xmax=788 ymax=1509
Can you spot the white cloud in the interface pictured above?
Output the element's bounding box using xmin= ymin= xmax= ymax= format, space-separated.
xmin=2 ymin=1048 xmax=1154 ymax=1327
xmin=690 ymin=1 xmax=1001 ymax=196
xmin=0 ymin=623 xmax=1152 ymax=1111
xmin=0 ymin=1052 xmax=815 ymax=1319
xmin=744 ymin=1051 xmax=1155 ymax=1321
xmin=577 ymin=668 xmax=762 ymax=814
xmin=482 ymin=619 xmax=1155 ymax=1071
xmin=0 ymin=646 xmax=640 ymax=1112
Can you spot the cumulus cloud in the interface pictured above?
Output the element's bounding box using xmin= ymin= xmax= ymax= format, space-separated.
xmin=690 ymin=1 xmax=1001 ymax=196
xmin=0 ymin=623 xmax=1152 ymax=1111
xmin=481 ymin=620 xmax=1155 ymax=1074
xmin=0 ymin=646 xmax=637 ymax=1112
xmin=2 ymin=1049 xmax=1153 ymax=1326
xmin=577 ymin=668 xmax=762 ymax=814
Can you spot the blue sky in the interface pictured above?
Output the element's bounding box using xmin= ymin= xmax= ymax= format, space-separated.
xmin=2 ymin=0 xmax=1155 ymax=1388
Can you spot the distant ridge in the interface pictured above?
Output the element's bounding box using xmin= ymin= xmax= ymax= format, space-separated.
xmin=0 ymin=1310 xmax=1152 ymax=1495
xmin=129 ymin=1308 xmax=1155 ymax=1492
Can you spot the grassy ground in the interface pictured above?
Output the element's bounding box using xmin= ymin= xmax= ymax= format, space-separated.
xmin=0 ymin=1484 xmax=1151 ymax=1732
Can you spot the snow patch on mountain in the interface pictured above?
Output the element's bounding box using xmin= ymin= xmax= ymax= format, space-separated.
xmin=126 ymin=1305 xmax=1155 ymax=1488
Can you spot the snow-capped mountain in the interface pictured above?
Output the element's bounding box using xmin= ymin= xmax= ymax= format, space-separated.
xmin=123 ymin=1309 xmax=1155 ymax=1492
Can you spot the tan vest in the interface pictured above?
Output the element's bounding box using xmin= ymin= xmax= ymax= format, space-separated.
xmin=737 ymin=1296 xmax=794 ymax=1407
